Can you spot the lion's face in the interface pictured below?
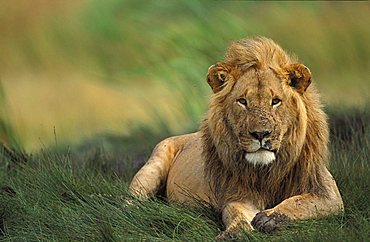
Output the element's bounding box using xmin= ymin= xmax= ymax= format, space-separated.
xmin=224 ymin=69 xmax=288 ymax=165
xmin=207 ymin=63 xmax=311 ymax=166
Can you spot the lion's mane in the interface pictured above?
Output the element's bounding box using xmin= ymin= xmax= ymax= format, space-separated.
xmin=201 ymin=37 xmax=329 ymax=210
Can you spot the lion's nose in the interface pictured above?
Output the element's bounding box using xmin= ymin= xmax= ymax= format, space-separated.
xmin=249 ymin=130 xmax=271 ymax=141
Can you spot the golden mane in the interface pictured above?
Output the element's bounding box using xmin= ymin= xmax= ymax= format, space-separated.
xmin=201 ymin=37 xmax=329 ymax=210
xmin=224 ymin=37 xmax=297 ymax=71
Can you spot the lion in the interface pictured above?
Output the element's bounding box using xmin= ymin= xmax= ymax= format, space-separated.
xmin=129 ymin=37 xmax=344 ymax=237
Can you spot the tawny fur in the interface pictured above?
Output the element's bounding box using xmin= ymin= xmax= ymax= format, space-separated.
xmin=202 ymin=38 xmax=328 ymax=209
xmin=129 ymin=37 xmax=343 ymax=235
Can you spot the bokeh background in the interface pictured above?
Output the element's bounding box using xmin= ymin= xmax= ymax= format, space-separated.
xmin=1 ymin=0 xmax=369 ymax=152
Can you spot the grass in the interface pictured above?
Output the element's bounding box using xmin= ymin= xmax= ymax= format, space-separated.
xmin=1 ymin=1 xmax=369 ymax=150
xmin=0 ymin=108 xmax=369 ymax=241
xmin=0 ymin=1 xmax=369 ymax=241
xmin=0 ymin=82 xmax=24 ymax=152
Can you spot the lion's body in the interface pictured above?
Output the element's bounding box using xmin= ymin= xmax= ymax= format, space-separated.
xmin=165 ymin=132 xmax=208 ymax=202
xmin=130 ymin=37 xmax=343 ymax=235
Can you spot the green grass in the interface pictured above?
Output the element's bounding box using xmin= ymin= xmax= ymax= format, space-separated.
xmin=0 ymin=108 xmax=369 ymax=241
xmin=0 ymin=1 xmax=369 ymax=241
xmin=1 ymin=1 xmax=369 ymax=150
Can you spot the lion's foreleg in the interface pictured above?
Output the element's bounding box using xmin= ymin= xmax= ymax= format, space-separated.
xmin=252 ymin=169 xmax=344 ymax=233
xmin=217 ymin=201 xmax=259 ymax=239
xmin=251 ymin=192 xmax=343 ymax=233
xmin=129 ymin=138 xmax=179 ymax=199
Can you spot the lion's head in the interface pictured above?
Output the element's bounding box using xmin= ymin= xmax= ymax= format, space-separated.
xmin=202 ymin=37 xmax=328 ymax=206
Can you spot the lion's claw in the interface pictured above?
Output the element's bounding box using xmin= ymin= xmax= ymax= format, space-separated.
xmin=251 ymin=212 xmax=289 ymax=233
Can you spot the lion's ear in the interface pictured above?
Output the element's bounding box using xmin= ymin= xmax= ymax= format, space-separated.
xmin=286 ymin=64 xmax=312 ymax=94
xmin=207 ymin=63 xmax=234 ymax=93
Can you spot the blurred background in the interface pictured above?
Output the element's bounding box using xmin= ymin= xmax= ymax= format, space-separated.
xmin=1 ymin=0 xmax=369 ymax=152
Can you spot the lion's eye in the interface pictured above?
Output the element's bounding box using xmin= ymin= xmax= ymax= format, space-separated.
xmin=272 ymin=98 xmax=282 ymax=107
xmin=237 ymin=98 xmax=248 ymax=107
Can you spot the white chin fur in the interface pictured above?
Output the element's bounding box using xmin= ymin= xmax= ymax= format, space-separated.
xmin=245 ymin=150 xmax=275 ymax=166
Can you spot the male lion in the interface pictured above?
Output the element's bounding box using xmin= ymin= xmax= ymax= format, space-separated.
xmin=129 ymin=37 xmax=344 ymax=236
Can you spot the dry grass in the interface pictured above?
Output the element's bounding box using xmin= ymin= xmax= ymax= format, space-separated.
xmin=1 ymin=73 xmax=189 ymax=150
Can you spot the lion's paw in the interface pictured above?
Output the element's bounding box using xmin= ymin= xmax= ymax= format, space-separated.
xmin=251 ymin=211 xmax=289 ymax=233
xmin=216 ymin=229 xmax=240 ymax=241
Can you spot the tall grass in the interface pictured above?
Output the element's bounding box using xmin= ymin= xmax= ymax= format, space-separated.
xmin=0 ymin=2 xmax=369 ymax=240
xmin=3 ymin=1 xmax=370 ymax=78
xmin=0 ymin=81 xmax=23 ymax=152
xmin=0 ymin=1 xmax=369 ymax=150
xmin=0 ymin=109 xmax=369 ymax=241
